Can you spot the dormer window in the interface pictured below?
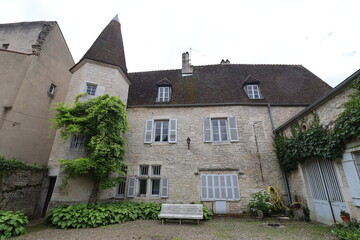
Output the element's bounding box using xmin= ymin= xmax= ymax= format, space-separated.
xmin=246 ymin=85 xmax=261 ymax=99
xmin=157 ymin=86 xmax=171 ymax=102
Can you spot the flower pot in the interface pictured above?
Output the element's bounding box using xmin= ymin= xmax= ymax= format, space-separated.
xmin=340 ymin=215 xmax=350 ymax=222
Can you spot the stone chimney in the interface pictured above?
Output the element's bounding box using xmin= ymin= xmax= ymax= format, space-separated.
xmin=182 ymin=52 xmax=193 ymax=75
xmin=221 ymin=59 xmax=230 ymax=65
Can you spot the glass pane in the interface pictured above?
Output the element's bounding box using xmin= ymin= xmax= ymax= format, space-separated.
xmin=140 ymin=179 xmax=147 ymax=195
xmin=152 ymin=179 xmax=160 ymax=195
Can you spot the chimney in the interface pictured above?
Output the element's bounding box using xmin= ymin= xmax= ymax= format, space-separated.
xmin=182 ymin=52 xmax=193 ymax=75
xmin=221 ymin=59 xmax=230 ymax=65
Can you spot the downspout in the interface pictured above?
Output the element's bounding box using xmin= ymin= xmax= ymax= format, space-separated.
xmin=268 ymin=103 xmax=293 ymax=204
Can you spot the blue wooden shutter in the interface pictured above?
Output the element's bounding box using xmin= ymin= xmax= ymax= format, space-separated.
xmin=203 ymin=118 xmax=212 ymax=142
xmin=144 ymin=120 xmax=153 ymax=143
xmin=127 ymin=177 xmax=136 ymax=198
xmin=228 ymin=117 xmax=239 ymax=142
xmin=232 ymin=174 xmax=240 ymax=200
xmin=161 ymin=177 xmax=169 ymax=198
xmin=342 ymin=152 xmax=360 ymax=206
xmin=169 ymin=119 xmax=177 ymax=143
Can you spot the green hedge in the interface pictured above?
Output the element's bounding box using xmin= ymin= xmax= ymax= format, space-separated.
xmin=46 ymin=201 xmax=212 ymax=229
xmin=0 ymin=211 xmax=28 ymax=240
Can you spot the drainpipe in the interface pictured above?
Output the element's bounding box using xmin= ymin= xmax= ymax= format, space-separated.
xmin=268 ymin=103 xmax=292 ymax=204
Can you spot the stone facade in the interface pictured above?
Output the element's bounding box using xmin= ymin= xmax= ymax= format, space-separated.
xmin=0 ymin=170 xmax=47 ymax=218
xmin=278 ymin=85 xmax=360 ymax=223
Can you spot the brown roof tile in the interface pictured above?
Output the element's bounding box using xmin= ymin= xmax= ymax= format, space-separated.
xmin=128 ymin=64 xmax=332 ymax=106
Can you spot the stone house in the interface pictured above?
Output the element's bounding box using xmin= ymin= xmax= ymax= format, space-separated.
xmin=0 ymin=21 xmax=74 ymax=165
xmin=47 ymin=16 xmax=332 ymax=215
xmin=275 ymin=70 xmax=360 ymax=224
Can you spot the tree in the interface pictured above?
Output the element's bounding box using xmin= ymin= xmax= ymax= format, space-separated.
xmin=53 ymin=94 xmax=128 ymax=204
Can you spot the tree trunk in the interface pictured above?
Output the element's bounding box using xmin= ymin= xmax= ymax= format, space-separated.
xmin=88 ymin=180 xmax=100 ymax=204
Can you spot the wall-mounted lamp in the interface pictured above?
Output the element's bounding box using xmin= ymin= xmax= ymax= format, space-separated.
xmin=187 ymin=137 xmax=191 ymax=150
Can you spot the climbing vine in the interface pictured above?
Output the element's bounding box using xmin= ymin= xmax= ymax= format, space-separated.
xmin=275 ymin=77 xmax=360 ymax=172
xmin=52 ymin=94 xmax=128 ymax=203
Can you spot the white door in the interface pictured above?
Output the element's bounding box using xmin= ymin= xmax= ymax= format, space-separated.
xmin=305 ymin=159 xmax=347 ymax=224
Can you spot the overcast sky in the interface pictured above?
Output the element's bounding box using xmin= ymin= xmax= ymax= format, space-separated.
xmin=1 ymin=0 xmax=359 ymax=87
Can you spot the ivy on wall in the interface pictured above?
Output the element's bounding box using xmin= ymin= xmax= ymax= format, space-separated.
xmin=52 ymin=94 xmax=128 ymax=204
xmin=0 ymin=156 xmax=47 ymax=177
xmin=274 ymin=77 xmax=360 ymax=173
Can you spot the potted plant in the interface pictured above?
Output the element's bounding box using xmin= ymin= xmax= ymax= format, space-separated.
xmin=340 ymin=210 xmax=350 ymax=222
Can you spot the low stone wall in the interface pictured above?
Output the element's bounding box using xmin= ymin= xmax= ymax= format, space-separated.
xmin=0 ymin=170 xmax=47 ymax=218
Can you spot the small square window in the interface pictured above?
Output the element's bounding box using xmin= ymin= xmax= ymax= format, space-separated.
xmin=86 ymin=84 xmax=97 ymax=96
xmin=48 ymin=83 xmax=57 ymax=96
xmin=70 ymin=135 xmax=84 ymax=149
xmin=152 ymin=166 xmax=161 ymax=176
xmin=157 ymin=87 xmax=171 ymax=102
xmin=246 ymin=85 xmax=261 ymax=99
xmin=139 ymin=165 xmax=149 ymax=176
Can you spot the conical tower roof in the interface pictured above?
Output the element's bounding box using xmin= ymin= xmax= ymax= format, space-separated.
xmin=71 ymin=15 xmax=127 ymax=74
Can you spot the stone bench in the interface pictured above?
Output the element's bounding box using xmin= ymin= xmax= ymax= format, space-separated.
xmin=158 ymin=204 xmax=203 ymax=225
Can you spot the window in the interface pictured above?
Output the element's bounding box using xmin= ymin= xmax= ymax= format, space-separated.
xmin=203 ymin=117 xmax=239 ymax=142
xmin=144 ymin=119 xmax=177 ymax=143
xmin=127 ymin=165 xmax=168 ymax=198
xmin=86 ymin=84 xmax=97 ymax=96
xmin=246 ymin=85 xmax=261 ymax=99
xmin=152 ymin=165 xmax=161 ymax=176
xmin=200 ymin=174 xmax=240 ymax=201
xmin=117 ymin=180 xmax=126 ymax=196
xmin=139 ymin=165 xmax=149 ymax=176
xmin=157 ymin=87 xmax=171 ymax=102
xmin=154 ymin=120 xmax=169 ymax=142
xmin=1 ymin=44 xmax=9 ymax=50
xmin=48 ymin=83 xmax=57 ymax=96
xmin=70 ymin=135 xmax=84 ymax=149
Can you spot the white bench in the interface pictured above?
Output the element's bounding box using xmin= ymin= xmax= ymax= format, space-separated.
xmin=158 ymin=204 xmax=203 ymax=225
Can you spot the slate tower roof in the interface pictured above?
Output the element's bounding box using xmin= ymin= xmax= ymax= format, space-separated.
xmin=71 ymin=15 xmax=127 ymax=74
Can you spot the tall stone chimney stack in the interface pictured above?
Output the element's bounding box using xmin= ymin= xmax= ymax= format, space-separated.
xmin=182 ymin=52 xmax=193 ymax=75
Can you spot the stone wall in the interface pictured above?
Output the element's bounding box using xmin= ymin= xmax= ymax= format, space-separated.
xmin=280 ymin=86 xmax=360 ymax=222
xmin=0 ymin=170 xmax=47 ymax=218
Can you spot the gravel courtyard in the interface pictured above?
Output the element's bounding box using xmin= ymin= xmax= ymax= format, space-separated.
xmin=17 ymin=218 xmax=334 ymax=240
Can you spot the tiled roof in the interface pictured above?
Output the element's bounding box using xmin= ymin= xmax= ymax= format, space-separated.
xmin=71 ymin=18 xmax=127 ymax=74
xmin=127 ymin=64 xmax=332 ymax=106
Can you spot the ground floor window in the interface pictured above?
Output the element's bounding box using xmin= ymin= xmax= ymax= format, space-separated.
xmin=117 ymin=180 xmax=126 ymax=196
xmin=200 ymin=174 xmax=240 ymax=201
xmin=151 ymin=179 xmax=160 ymax=196
xmin=139 ymin=179 xmax=147 ymax=196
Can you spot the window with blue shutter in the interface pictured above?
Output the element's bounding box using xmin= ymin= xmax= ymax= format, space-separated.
xmin=342 ymin=152 xmax=360 ymax=206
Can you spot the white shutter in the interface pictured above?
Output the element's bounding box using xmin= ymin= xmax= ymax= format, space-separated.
xmin=203 ymin=118 xmax=212 ymax=142
xmin=232 ymin=174 xmax=240 ymax=200
xmin=127 ymin=177 xmax=136 ymax=198
xmin=228 ymin=117 xmax=239 ymax=142
xmin=220 ymin=175 xmax=227 ymax=199
xmin=201 ymin=175 xmax=207 ymax=200
xmin=95 ymin=85 xmax=105 ymax=96
xmin=214 ymin=175 xmax=220 ymax=199
xmin=207 ymin=175 xmax=214 ymax=199
xmin=342 ymin=152 xmax=360 ymax=206
xmin=144 ymin=120 xmax=153 ymax=143
xmin=161 ymin=177 xmax=169 ymax=198
xmin=168 ymin=119 xmax=177 ymax=143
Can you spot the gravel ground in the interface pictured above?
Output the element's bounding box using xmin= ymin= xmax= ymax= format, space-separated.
xmin=17 ymin=218 xmax=334 ymax=240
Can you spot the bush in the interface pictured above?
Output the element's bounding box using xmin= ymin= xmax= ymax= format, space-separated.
xmin=0 ymin=211 xmax=28 ymax=240
xmin=46 ymin=201 xmax=213 ymax=229
xmin=248 ymin=190 xmax=273 ymax=215
xmin=332 ymin=219 xmax=360 ymax=240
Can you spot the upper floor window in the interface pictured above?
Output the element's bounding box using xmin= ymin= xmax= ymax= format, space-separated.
xmin=157 ymin=87 xmax=171 ymax=102
xmin=70 ymin=135 xmax=84 ymax=149
xmin=86 ymin=84 xmax=97 ymax=96
xmin=144 ymin=119 xmax=177 ymax=144
xmin=246 ymin=85 xmax=261 ymax=99
xmin=48 ymin=83 xmax=57 ymax=96
xmin=203 ymin=117 xmax=239 ymax=142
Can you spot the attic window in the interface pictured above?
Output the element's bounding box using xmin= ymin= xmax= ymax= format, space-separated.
xmin=157 ymin=87 xmax=171 ymax=102
xmin=245 ymin=85 xmax=262 ymax=99
xmin=48 ymin=83 xmax=57 ymax=96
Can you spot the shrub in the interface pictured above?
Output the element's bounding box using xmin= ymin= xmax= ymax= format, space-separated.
xmin=46 ymin=201 xmax=212 ymax=229
xmin=0 ymin=211 xmax=28 ymax=240
xmin=332 ymin=219 xmax=360 ymax=240
xmin=248 ymin=190 xmax=273 ymax=215
xmin=202 ymin=204 xmax=213 ymax=220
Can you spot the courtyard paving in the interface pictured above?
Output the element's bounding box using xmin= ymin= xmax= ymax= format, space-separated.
xmin=17 ymin=218 xmax=334 ymax=240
